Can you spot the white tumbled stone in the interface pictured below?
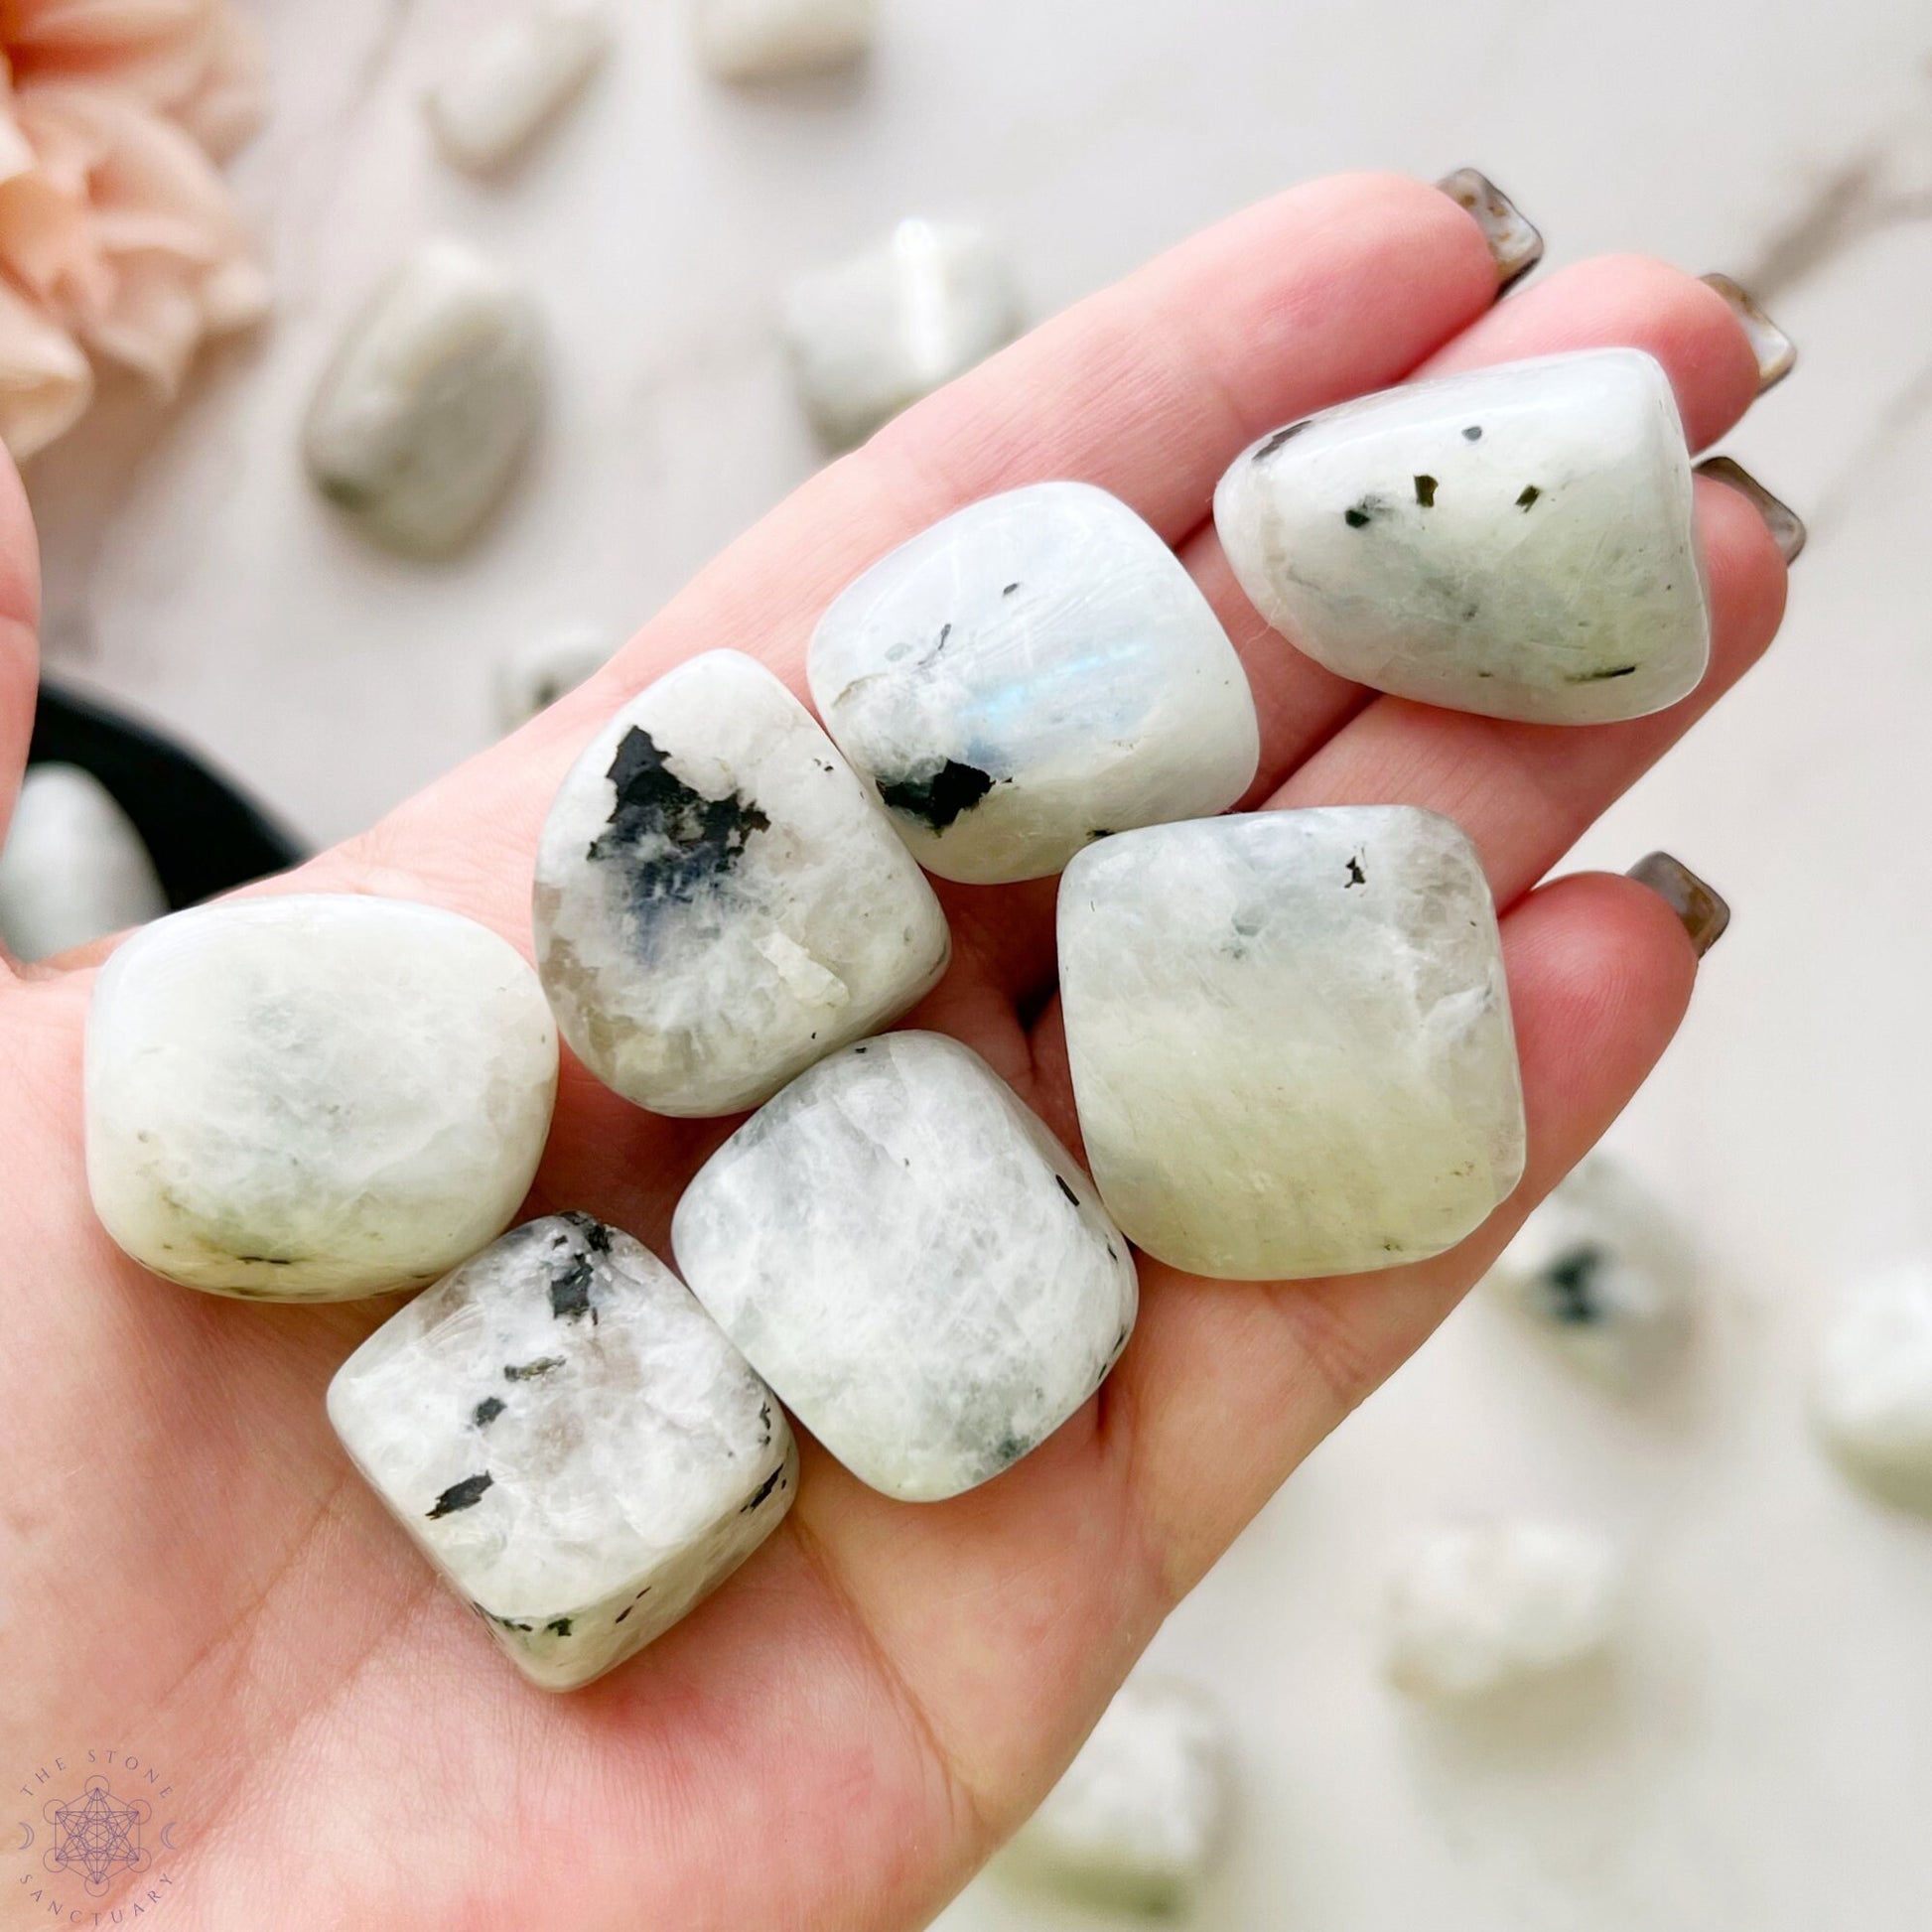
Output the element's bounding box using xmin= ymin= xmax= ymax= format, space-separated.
xmin=0 ymin=763 xmax=166 ymax=961
xmin=1382 ymin=1520 xmax=1625 ymax=1702
xmin=809 ymin=483 xmax=1260 ymax=884
xmin=1813 ymin=1265 xmax=1932 ymax=1511
xmin=329 ymin=1212 xmax=794 ymax=1692
xmin=85 ymin=896 xmax=557 ymax=1301
xmin=1000 ymin=1673 xmax=1229 ymax=1916
xmin=1483 ymin=1156 xmax=1697 ymax=1388
xmin=1059 ymin=808 xmax=1524 ymax=1281
xmin=1214 ymin=349 xmax=1710 ymax=724
xmin=495 ymin=623 xmax=614 ymax=733
xmin=304 ymin=239 xmax=543 ymax=555
xmin=534 ymin=650 xmax=949 ymax=1117
xmin=425 ymin=1 xmax=611 ymax=173
xmin=672 ymin=1031 xmax=1137 ymax=1501
xmin=781 ymin=219 xmax=1022 ymax=451
xmin=694 ymin=0 xmax=873 ymax=79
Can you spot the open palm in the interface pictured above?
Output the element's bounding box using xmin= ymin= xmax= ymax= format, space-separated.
xmin=1 ymin=174 xmax=1786 ymax=1931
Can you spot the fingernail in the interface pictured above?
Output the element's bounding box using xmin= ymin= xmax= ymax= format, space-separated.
xmin=1628 ymin=853 xmax=1730 ymax=958
xmin=1701 ymin=273 xmax=1797 ymax=392
xmin=1436 ymin=168 xmax=1544 ymax=293
xmin=1695 ymin=456 xmax=1807 ymax=563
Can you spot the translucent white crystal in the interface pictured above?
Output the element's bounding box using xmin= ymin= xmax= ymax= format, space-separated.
xmin=808 ymin=482 xmax=1260 ymax=884
xmin=328 ymin=1213 xmax=794 ymax=1692
xmin=425 ymin=1 xmax=612 ymax=172
xmin=1484 ymin=1156 xmax=1697 ymax=1387
xmin=1813 ymin=1265 xmax=1932 ymax=1510
xmin=781 ymin=220 xmax=1021 ymax=451
xmin=304 ymin=239 xmax=543 ymax=555
xmin=495 ymin=623 xmax=614 ymax=733
xmin=0 ymin=763 xmax=165 ymax=961
xmin=999 ymin=1673 xmax=1229 ymax=1915
xmin=85 ymin=896 xmax=557 ymax=1302
xmin=672 ymin=1032 xmax=1137 ymax=1501
xmin=694 ymin=0 xmax=874 ymax=79
xmin=533 ymin=650 xmax=949 ymax=1117
xmin=1382 ymin=1520 xmax=1624 ymax=1702
xmin=1058 ymin=807 xmax=1524 ymax=1281
xmin=1214 ymin=349 xmax=1710 ymax=724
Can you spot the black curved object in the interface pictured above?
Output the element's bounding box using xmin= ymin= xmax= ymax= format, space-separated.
xmin=27 ymin=681 xmax=305 ymax=909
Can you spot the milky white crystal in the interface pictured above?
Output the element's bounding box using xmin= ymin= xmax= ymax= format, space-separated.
xmin=1813 ymin=1265 xmax=1932 ymax=1510
xmin=782 ymin=220 xmax=1021 ymax=451
xmin=0 ymin=763 xmax=166 ymax=961
xmin=1059 ymin=808 xmax=1524 ymax=1281
xmin=1000 ymin=1673 xmax=1229 ymax=1915
xmin=672 ymin=1032 xmax=1137 ymax=1501
xmin=495 ymin=623 xmax=614 ymax=733
xmin=1484 ymin=1156 xmax=1697 ymax=1387
xmin=426 ymin=1 xmax=612 ymax=173
xmin=694 ymin=0 xmax=874 ymax=79
xmin=329 ymin=1213 xmax=795 ymax=1691
xmin=1214 ymin=349 xmax=1710 ymax=724
xmin=85 ymin=896 xmax=557 ymax=1301
xmin=809 ymin=483 xmax=1260 ymax=884
xmin=534 ymin=650 xmax=949 ymax=1117
xmin=304 ymin=239 xmax=543 ymax=555
xmin=1382 ymin=1520 xmax=1625 ymax=1702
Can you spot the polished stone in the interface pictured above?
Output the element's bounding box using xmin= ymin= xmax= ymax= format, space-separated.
xmin=1000 ymin=1673 xmax=1229 ymax=1915
xmin=303 ymin=239 xmax=543 ymax=555
xmin=534 ymin=649 xmax=949 ymax=1116
xmin=1484 ymin=1156 xmax=1697 ymax=1388
xmin=1381 ymin=1520 xmax=1624 ymax=1702
xmin=426 ymin=1 xmax=612 ymax=173
xmin=1813 ymin=1265 xmax=1932 ymax=1512
xmin=329 ymin=1212 xmax=795 ymax=1691
xmin=0 ymin=764 xmax=166 ymax=962
xmin=672 ymin=1031 xmax=1137 ymax=1500
xmin=1059 ymin=807 xmax=1525 ymax=1280
xmin=781 ymin=219 xmax=1021 ymax=451
xmin=1214 ymin=349 xmax=1710 ymax=724
xmin=695 ymin=0 xmax=874 ymax=79
xmin=85 ymin=896 xmax=557 ymax=1301
xmin=809 ymin=482 xmax=1260 ymax=884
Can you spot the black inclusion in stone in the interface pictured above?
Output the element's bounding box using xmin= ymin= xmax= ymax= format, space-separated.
xmin=740 ymin=1465 xmax=785 ymax=1514
xmin=876 ymin=759 xmax=995 ymax=833
xmin=1343 ymin=505 xmax=1373 ymax=528
xmin=558 ymin=1209 xmax=612 ymax=1255
xmin=1054 ymin=1173 xmax=1080 ymax=1207
xmin=1462 ymin=425 xmax=1482 ymax=441
xmin=1516 ymin=484 xmax=1541 ymax=509
xmin=587 ymin=726 xmax=769 ymax=907
xmin=1543 ymin=1245 xmax=1607 ymax=1324
xmin=504 ymin=1356 xmax=565 ymax=1382
xmin=473 ymin=1396 xmax=506 ymax=1429
xmin=428 ymin=1471 xmax=493 ymax=1519
xmin=1414 ymin=474 xmax=1439 ymax=508
xmin=1344 ymin=855 xmax=1366 ymax=887
xmin=1253 ymin=419 xmax=1311 ymax=462
xmin=546 ymin=1617 xmax=573 ymax=1637
xmin=1568 ymin=664 xmax=1639 ymax=683
xmin=549 ymin=1253 xmax=598 ymax=1322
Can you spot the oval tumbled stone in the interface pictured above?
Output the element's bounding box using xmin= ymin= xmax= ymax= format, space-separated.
xmin=1058 ymin=808 xmax=1525 ymax=1280
xmin=1214 ymin=349 xmax=1709 ymax=724
xmin=85 ymin=895 xmax=558 ymax=1301
xmin=533 ymin=649 xmax=950 ymax=1117
xmin=808 ymin=482 xmax=1260 ymax=883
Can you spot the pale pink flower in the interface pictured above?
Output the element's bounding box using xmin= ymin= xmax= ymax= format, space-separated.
xmin=0 ymin=0 xmax=268 ymax=459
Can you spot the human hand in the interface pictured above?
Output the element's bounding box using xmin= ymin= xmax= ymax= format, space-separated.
xmin=0 ymin=173 xmax=1787 ymax=1931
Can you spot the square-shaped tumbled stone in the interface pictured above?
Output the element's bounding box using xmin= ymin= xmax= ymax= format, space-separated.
xmin=1059 ymin=809 xmax=1525 ymax=1280
xmin=808 ymin=482 xmax=1260 ymax=884
xmin=328 ymin=1212 xmax=795 ymax=1692
xmin=533 ymin=650 xmax=950 ymax=1117
xmin=1214 ymin=349 xmax=1709 ymax=724
xmin=85 ymin=896 xmax=558 ymax=1302
xmin=671 ymin=1031 xmax=1138 ymax=1500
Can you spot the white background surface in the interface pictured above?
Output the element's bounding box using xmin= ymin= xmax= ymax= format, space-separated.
xmin=23 ymin=1 xmax=1932 ymax=1925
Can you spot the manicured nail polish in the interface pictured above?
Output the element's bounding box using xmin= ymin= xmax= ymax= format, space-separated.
xmin=1436 ymin=169 xmax=1544 ymax=292
xmin=1628 ymin=853 xmax=1730 ymax=958
xmin=1695 ymin=456 xmax=1806 ymax=563
xmin=1701 ymin=274 xmax=1797 ymax=392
